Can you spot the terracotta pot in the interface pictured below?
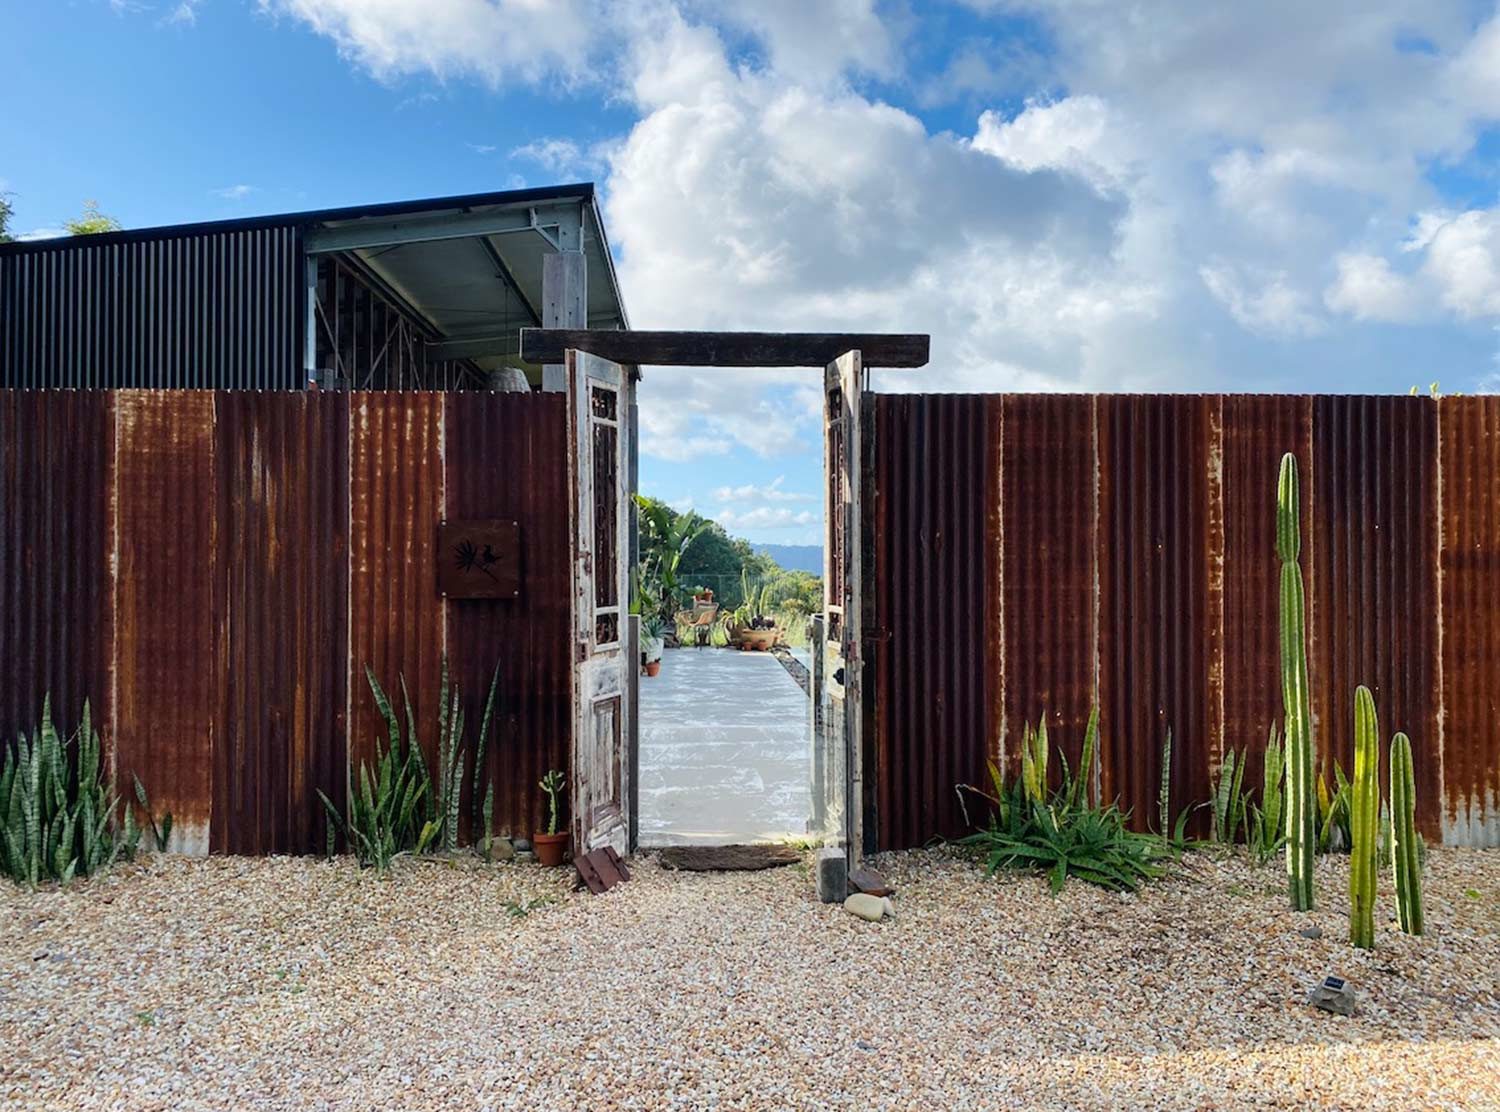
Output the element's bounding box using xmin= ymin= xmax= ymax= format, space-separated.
xmin=533 ymin=831 xmax=569 ymax=867
xmin=645 ymin=660 xmax=662 ymax=677
xmin=736 ymin=628 xmax=778 ymax=652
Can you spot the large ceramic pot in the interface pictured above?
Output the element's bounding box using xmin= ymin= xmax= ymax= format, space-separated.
xmin=736 ymin=627 xmax=778 ymax=652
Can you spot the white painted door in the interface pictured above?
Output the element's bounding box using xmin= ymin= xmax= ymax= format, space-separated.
xmin=819 ymin=350 xmax=864 ymax=865
xmin=567 ymin=348 xmax=630 ymax=854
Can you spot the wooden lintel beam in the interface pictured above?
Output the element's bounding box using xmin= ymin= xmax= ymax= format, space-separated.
xmin=519 ymin=329 xmax=930 ymax=368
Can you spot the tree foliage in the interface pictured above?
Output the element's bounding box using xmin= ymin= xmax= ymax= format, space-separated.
xmin=636 ymin=496 xmax=821 ymax=614
xmin=0 ymin=195 xmax=13 ymax=244
xmin=64 ymin=200 xmax=121 ymax=236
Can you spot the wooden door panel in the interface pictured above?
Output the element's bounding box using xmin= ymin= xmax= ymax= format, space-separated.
xmin=568 ymin=349 xmax=630 ymax=855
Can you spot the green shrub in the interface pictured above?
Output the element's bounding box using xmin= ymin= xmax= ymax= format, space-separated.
xmin=321 ymin=658 xmax=502 ymax=870
xmin=319 ymin=667 xmax=439 ymax=871
xmin=959 ymin=711 xmax=1173 ymax=893
xmin=2 ymin=697 xmax=157 ymax=887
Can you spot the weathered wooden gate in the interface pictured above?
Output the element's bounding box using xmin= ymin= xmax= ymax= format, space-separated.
xmin=566 ymin=348 xmax=632 ymax=854
xmin=816 ymin=351 xmax=866 ymax=864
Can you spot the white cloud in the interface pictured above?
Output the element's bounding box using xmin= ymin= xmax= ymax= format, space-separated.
xmin=467 ymin=142 xmax=497 ymax=155
xmin=255 ymin=0 xmax=603 ymax=86
xmin=167 ymin=1 xmax=201 ymax=24
xmin=1420 ymin=208 xmax=1500 ymax=320
xmin=261 ymin=0 xmax=1500 ymax=405
xmin=211 ymin=184 xmax=257 ymax=201
xmin=972 ymin=95 xmax=1135 ymax=192
xmin=714 ymin=506 xmax=816 ymax=530
xmin=713 ymin=476 xmax=813 ymax=503
xmin=1199 ymin=262 xmax=1326 ymax=338
xmin=1324 ymin=253 xmax=1422 ymax=323
xmin=1323 ymin=208 xmax=1500 ymax=326
xmin=511 ymin=137 xmax=589 ymax=176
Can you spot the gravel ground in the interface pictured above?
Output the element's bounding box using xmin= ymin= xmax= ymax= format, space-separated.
xmin=2 ymin=847 xmax=1497 ymax=1111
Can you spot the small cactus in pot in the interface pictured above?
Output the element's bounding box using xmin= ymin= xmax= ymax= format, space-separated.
xmin=533 ymin=770 xmax=569 ymax=867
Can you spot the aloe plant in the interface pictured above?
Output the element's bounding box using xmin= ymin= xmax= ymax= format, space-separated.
xmin=1278 ymin=452 xmax=1316 ymax=910
xmin=1389 ymin=731 xmax=1424 ymax=935
xmin=1349 ymin=686 xmax=1380 ymax=948
xmin=958 ymin=708 xmax=1173 ymax=893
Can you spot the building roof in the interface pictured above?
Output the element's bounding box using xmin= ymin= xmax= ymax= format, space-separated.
xmin=0 ymin=182 xmax=628 ymax=374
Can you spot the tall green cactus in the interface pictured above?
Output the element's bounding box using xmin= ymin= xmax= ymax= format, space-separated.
xmin=1389 ymin=731 xmax=1424 ymax=935
xmin=1277 ymin=452 xmax=1316 ymax=910
xmin=1349 ymin=686 xmax=1380 ymax=948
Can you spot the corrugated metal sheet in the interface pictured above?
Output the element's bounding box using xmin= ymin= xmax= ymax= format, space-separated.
xmin=1310 ymin=396 xmax=1440 ymax=834
xmin=999 ymin=394 xmax=1098 ymax=784
xmin=112 ymin=392 xmax=217 ymax=851
xmin=444 ymin=391 xmax=572 ymax=839
xmin=1 ymin=387 xmax=573 ymax=855
xmin=347 ymin=393 xmax=447 ymax=776
xmin=0 ymin=226 xmax=301 ymax=389
xmin=1219 ymin=395 xmax=1312 ymax=799
xmin=213 ymin=393 xmax=349 ymax=854
xmin=869 ymin=394 xmax=997 ymax=849
xmin=0 ymin=390 xmax=114 ymax=744
xmin=870 ymin=392 xmax=1472 ymax=850
xmin=1097 ymin=396 xmax=1218 ymax=835
xmin=1438 ymin=396 xmax=1500 ymax=845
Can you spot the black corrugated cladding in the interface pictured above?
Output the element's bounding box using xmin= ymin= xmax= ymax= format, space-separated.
xmin=0 ymin=225 xmax=301 ymax=388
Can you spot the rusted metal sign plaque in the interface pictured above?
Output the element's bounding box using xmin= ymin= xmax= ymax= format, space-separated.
xmin=437 ymin=519 xmax=522 ymax=599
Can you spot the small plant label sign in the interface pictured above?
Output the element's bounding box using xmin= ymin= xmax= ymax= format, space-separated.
xmin=437 ymin=520 xmax=522 ymax=599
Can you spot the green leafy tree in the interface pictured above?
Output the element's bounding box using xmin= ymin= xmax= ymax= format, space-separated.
xmin=64 ymin=200 xmax=122 ymax=236
xmin=635 ymin=496 xmax=820 ymax=613
xmin=0 ymin=195 xmax=14 ymax=243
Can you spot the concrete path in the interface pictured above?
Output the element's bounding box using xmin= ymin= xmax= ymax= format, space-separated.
xmin=638 ymin=646 xmax=811 ymax=845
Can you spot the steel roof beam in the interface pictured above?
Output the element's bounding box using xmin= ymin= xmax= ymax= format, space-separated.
xmin=304 ymin=201 xmax=582 ymax=255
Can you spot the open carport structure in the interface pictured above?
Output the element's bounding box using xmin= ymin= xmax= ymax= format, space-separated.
xmin=0 ymin=182 xmax=627 ymax=389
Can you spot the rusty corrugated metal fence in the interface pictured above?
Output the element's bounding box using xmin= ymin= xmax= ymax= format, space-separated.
xmin=0 ymin=389 xmax=570 ymax=854
xmin=870 ymin=393 xmax=1500 ymax=850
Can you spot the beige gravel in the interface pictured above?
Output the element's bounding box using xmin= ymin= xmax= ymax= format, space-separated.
xmin=2 ymin=847 xmax=1497 ymax=1111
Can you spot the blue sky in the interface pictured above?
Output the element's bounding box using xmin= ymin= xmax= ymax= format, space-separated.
xmin=6 ymin=2 xmax=1500 ymax=548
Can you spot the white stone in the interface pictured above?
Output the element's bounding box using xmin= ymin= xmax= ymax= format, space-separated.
xmin=844 ymin=893 xmax=894 ymax=922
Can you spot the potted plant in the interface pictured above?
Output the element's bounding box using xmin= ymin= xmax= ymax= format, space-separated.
xmin=733 ymin=578 xmax=780 ymax=651
xmin=641 ymin=615 xmax=666 ymax=677
xmin=533 ymin=770 xmax=568 ymax=866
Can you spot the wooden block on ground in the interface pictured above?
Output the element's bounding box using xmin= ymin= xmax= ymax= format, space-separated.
xmin=657 ymin=844 xmax=801 ymax=872
xmin=575 ymin=848 xmax=630 ymax=894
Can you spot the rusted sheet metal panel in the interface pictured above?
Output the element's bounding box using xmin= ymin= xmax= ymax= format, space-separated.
xmin=999 ymin=394 xmax=1098 ymax=785
xmin=870 ymin=394 xmax=998 ymax=849
xmin=444 ymin=391 xmax=571 ymax=840
xmin=0 ymin=390 xmax=114 ymax=744
xmin=1310 ymin=396 xmax=1440 ymax=837
xmin=347 ymin=393 xmax=446 ymax=775
xmin=213 ymin=393 xmax=349 ymax=855
xmin=1438 ymin=397 xmax=1500 ymax=845
xmin=112 ymin=392 xmax=217 ymax=850
xmin=1097 ymin=396 xmax=1218 ymax=834
xmin=1220 ymin=395 xmax=1312 ymax=794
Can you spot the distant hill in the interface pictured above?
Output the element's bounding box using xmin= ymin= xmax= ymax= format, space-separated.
xmin=757 ymin=543 xmax=823 ymax=575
